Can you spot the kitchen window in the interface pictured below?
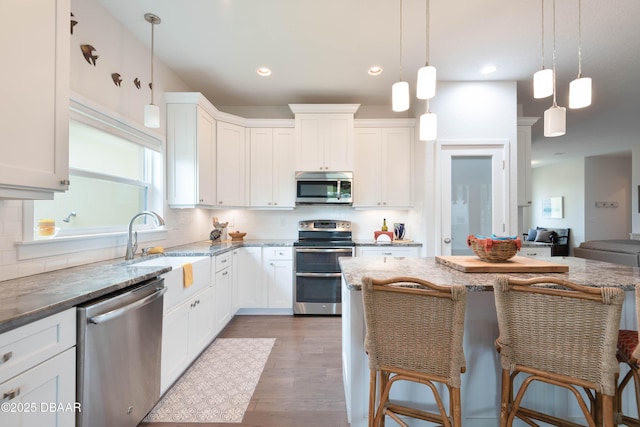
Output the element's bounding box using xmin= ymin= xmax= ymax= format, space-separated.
xmin=19 ymin=97 xmax=164 ymax=259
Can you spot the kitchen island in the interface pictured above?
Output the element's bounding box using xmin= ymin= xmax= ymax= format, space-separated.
xmin=339 ymin=256 xmax=640 ymax=427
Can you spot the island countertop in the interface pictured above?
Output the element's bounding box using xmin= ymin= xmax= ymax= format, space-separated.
xmin=339 ymin=256 xmax=640 ymax=291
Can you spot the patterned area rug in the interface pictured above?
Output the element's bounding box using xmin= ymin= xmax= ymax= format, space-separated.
xmin=144 ymin=338 xmax=275 ymax=423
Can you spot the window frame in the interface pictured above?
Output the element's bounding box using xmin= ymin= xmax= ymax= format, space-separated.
xmin=17 ymin=94 xmax=166 ymax=261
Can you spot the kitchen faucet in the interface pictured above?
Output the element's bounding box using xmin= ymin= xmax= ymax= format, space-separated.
xmin=125 ymin=211 xmax=165 ymax=260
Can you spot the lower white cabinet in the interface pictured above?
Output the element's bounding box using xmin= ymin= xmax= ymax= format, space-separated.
xmin=238 ymin=247 xmax=267 ymax=309
xmin=161 ymin=285 xmax=215 ymax=394
xmin=159 ymin=257 xmax=214 ymax=394
xmin=519 ymin=246 xmax=552 ymax=258
xmin=213 ymin=252 xmax=233 ymax=336
xmin=263 ymin=248 xmax=293 ymax=309
xmin=0 ymin=308 xmax=76 ymax=427
xmin=356 ymin=246 xmax=420 ymax=257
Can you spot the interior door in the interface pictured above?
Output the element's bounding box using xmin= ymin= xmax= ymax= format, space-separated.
xmin=439 ymin=144 xmax=507 ymax=256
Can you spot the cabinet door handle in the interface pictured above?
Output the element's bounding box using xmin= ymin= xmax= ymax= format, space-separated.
xmin=222 ymin=271 xmax=228 ymax=276
xmin=382 ymin=252 xmax=392 ymax=256
xmin=1 ymin=351 xmax=12 ymax=364
xmin=3 ymin=388 xmax=20 ymax=400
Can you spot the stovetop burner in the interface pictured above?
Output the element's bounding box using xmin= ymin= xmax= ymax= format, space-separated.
xmin=294 ymin=219 xmax=353 ymax=247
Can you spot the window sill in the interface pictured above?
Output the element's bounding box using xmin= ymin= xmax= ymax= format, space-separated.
xmin=16 ymin=229 xmax=168 ymax=261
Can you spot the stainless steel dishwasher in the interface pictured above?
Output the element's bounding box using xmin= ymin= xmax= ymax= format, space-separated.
xmin=77 ymin=277 xmax=166 ymax=427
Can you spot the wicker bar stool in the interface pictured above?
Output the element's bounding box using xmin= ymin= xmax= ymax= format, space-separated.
xmin=361 ymin=276 xmax=467 ymax=427
xmin=615 ymin=283 xmax=640 ymax=426
xmin=493 ymin=275 xmax=625 ymax=427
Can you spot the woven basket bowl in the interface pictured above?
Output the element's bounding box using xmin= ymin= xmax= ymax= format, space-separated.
xmin=468 ymin=237 xmax=518 ymax=262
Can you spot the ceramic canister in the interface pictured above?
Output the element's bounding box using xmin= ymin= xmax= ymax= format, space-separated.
xmin=393 ymin=223 xmax=405 ymax=240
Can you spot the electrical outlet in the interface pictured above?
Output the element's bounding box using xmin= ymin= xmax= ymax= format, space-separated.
xmin=227 ymin=218 xmax=234 ymax=227
xmin=595 ymin=201 xmax=605 ymax=208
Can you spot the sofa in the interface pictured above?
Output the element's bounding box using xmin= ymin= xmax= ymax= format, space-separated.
xmin=522 ymin=227 xmax=570 ymax=257
xmin=574 ymin=239 xmax=640 ymax=267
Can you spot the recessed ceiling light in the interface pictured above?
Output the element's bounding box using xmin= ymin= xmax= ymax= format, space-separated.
xmin=480 ymin=64 xmax=497 ymax=74
xmin=368 ymin=66 xmax=383 ymax=76
xmin=257 ymin=67 xmax=272 ymax=77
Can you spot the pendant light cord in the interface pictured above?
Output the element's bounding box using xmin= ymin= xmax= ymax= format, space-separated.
xmin=551 ymin=0 xmax=557 ymax=107
xmin=399 ymin=0 xmax=403 ymax=81
xmin=540 ymin=0 xmax=545 ymax=69
xmin=425 ymin=0 xmax=430 ymax=66
xmin=150 ymin=20 xmax=155 ymax=105
xmin=577 ymin=0 xmax=583 ymax=78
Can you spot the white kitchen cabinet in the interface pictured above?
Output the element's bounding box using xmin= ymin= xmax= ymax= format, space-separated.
xmin=519 ymin=246 xmax=551 ymax=258
xmin=213 ymin=252 xmax=233 ymax=335
xmin=356 ymin=246 xmax=420 ymax=257
xmin=216 ymin=121 xmax=246 ymax=207
xmin=354 ymin=127 xmax=413 ymax=208
xmin=290 ymin=105 xmax=359 ymax=171
xmin=0 ymin=0 xmax=70 ymax=199
xmin=263 ymin=248 xmax=293 ymax=309
xmin=158 ymin=256 xmax=214 ymax=394
xmin=166 ymin=101 xmax=217 ymax=208
xmin=237 ymin=247 xmax=266 ymax=309
xmin=249 ymin=128 xmax=296 ymax=208
xmin=517 ymin=117 xmax=539 ymax=207
xmin=0 ymin=308 xmax=76 ymax=427
xmin=161 ymin=285 xmax=215 ymax=393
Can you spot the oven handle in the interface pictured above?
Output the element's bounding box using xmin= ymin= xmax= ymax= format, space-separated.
xmin=294 ymin=248 xmax=353 ymax=253
xmin=296 ymin=272 xmax=343 ymax=278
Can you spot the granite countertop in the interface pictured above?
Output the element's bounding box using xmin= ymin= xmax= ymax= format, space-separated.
xmin=353 ymin=240 xmax=422 ymax=247
xmin=0 ymin=239 xmax=295 ymax=334
xmin=340 ymin=256 xmax=640 ymax=292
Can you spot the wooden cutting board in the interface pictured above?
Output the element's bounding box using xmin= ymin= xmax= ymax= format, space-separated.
xmin=435 ymin=255 xmax=569 ymax=273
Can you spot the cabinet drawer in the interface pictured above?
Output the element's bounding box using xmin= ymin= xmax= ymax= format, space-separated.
xmin=356 ymin=247 xmax=419 ymax=257
xmin=0 ymin=308 xmax=76 ymax=385
xmin=215 ymin=252 xmax=232 ymax=272
xmin=263 ymin=247 xmax=292 ymax=260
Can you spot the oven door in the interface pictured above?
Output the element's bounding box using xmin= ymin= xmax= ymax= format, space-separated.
xmin=293 ymin=247 xmax=353 ymax=315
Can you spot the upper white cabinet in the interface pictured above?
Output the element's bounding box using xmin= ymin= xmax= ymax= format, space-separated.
xmin=517 ymin=117 xmax=539 ymax=207
xmin=249 ymin=128 xmax=296 ymax=208
xmin=216 ymin=121 xmax=246 ymax=207
xmin=289 ymin=104 xmax=359 ymax=171
xmin=0 ymin=0 xmax=70 ymax=199
xmin=354 ymin=125 xmax=414 ymax=208
xmin=166 ymin=99 xmax=217 ymax=208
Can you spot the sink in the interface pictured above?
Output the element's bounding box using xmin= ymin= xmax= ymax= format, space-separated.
xmin=128 ymin=256 xmax=210 ymax=268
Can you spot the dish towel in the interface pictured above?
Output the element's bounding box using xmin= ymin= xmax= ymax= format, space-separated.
xmin=183 ymin=263 xmax=193 ymax=288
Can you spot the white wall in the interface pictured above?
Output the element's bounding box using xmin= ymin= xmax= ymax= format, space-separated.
xmin=633 ymin=145 xmax=640 ymax=234
xmin=584 ymin=156 xmax=632 ymax=240
xmin=530 ymin=158 xmax=586 ymax=250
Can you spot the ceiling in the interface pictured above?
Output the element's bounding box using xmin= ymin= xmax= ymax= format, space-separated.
xmin=97 ymin=0 xmax=640 ymax=166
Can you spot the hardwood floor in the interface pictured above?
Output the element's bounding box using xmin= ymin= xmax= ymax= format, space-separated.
xmin=139 ymin=315 xmax=349 ymax=427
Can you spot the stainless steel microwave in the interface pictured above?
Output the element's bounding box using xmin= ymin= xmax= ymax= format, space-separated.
xmin=295 ymin=171 xmax=353 ymax=205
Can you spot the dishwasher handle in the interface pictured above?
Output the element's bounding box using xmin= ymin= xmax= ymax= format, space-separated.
xmin=88 ymin=286 xmax=166 ymax=325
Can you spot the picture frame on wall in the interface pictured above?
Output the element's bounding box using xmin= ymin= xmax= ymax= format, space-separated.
xmin=542 ymin=196 xmax=564 ymax=219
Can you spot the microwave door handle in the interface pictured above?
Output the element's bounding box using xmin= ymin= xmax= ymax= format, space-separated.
xmin=337 ymin=180 xmax=341 ymax=200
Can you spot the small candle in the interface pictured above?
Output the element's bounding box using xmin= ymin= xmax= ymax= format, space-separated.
xmin=38 ymin=219 xmax=56 ymax=236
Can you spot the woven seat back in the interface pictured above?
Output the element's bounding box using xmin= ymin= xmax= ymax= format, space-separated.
xmin=493 ymin=275 xmax=624 ymax=396
xmin=362 ymin=276 xmax=467 ymax=387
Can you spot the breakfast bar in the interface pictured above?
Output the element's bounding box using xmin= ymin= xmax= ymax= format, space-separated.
xmin=339 ymin=256 xmax=640 ymax=427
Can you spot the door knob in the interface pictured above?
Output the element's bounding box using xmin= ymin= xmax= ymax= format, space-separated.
xmin=444 ymin=237 xmax=452 ymax=244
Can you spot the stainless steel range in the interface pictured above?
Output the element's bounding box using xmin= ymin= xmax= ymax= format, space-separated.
xmin=293 ymin=219 xmax=354 ymax=315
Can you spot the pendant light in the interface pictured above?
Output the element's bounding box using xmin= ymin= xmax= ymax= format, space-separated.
xmin=533 ymin=0 xmax=553 ymax=99
xmin=144 ymin=13 xmax=161 ymax=128
xmin=543 ymin=0 xmax=566 ymax=137
xmin=392 ymin=0 xmax=409 ymax=112
xmin=419 ymin=100 xmax=437 ymax=141
xmin=416 ymin=0 xmax=436 ymax=100
xmin=569 ymin=0 xmax=592 ymax=108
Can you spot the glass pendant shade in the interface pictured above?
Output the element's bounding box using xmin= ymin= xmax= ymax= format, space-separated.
xmin=533 ymin=68 xmax=553 ymax=98
xmin=569 ymin=77 xmax=592 ymax=109
xmin=392 ymin=81 xmax=410 ymax=112
xmin=416 ymin=65 xmax=436 ymax=99
xmin=419 ymin=112 xmax=437 ymax=141
xmin=144 ymin=104 xmax=160 ymax=128
xmin=543 ymin=105 xmax=566 ymax=137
